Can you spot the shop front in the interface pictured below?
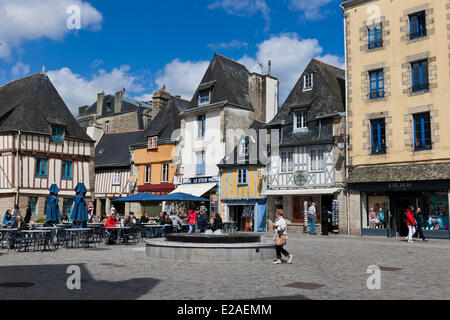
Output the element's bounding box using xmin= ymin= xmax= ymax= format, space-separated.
xmin=351 ymin=180 xmax=450 ymax=239
xmin=225 ymin=201 xmax=267 ymax=232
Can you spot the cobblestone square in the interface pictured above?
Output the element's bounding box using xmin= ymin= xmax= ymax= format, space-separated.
xmin=0 ymin=233 xmax=448 ymax=300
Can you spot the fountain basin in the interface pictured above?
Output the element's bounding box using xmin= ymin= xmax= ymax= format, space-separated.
xmin=145 ymin=233 xmax=276 ymax=262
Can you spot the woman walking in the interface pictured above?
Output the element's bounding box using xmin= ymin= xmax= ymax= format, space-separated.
xmin=405 ymin=206 xmax=417 ymax=243
xmin=273 ymin=210 xmax=293 ymax=264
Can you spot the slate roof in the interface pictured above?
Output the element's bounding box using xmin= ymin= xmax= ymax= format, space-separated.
xmin=0 ymin=73 xmax=92 ymax=142
xmin=218 ymin=120 xmax=269 ymax=167
xmin=185 ymin=54 xmax=252 ymax=113
xmin=139 ymin=96 xmax=190 ymax=144
xmin=95 ymin=130 xmax=145 ymax=169
xmin=267 ymin=59 xmax=345 ymax=147
xmin=82 ymin=94 xmax=152 ymax=118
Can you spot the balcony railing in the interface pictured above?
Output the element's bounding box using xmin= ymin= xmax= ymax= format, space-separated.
xmin=411 ymin=82 xmax=429 ymax=92
xmin=369 ymin=90 xmax=385 ymax=99
xmin=368 ymin=40 xmax=383 ymax=50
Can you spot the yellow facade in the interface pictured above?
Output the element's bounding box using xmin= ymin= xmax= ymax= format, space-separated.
xmin=344 ymin=0 xmax=450 ymax=167
xmin=220 ymin=166 xmax=266 ymax=200
xmin=134 ymin=143 xmax=177 ymax=189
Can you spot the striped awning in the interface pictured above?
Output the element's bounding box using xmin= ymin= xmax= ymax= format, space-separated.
xmin=263 ymin=188 xmax=341 ymax=196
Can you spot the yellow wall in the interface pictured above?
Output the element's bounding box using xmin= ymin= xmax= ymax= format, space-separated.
xmin=220 ymin=166 xmax=266 ymax=200
xmin=344 ymin=0 xmax=450 ymax=167
xmin=134 ymin=144 xmax=176 ymax=185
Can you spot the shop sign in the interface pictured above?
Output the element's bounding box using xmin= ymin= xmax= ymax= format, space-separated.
xmin=387 ymin=182 xmax=413 ymax=191
xmin=183 ymin=176 xmax=219 ymax=184
xmin=294 ymin=171 xmax=308 ymax=186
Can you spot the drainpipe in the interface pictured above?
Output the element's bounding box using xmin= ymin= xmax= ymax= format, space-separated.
xmin=341 ymin=4 xmax=351 ymax=235
xmin=15 ymin=130 xmax=22 ymax=206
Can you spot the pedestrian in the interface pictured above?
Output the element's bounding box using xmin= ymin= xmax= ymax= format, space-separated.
xmin=212 ymin=212 xmax=223 ymax=232
xmin=272 ymin=209 xmax=293 ymax=265
xmin=188 ymin=210 xmax=198 ymax=233
xmin=308 ymin=202 xmax=317 ymax=235
xmin=197 ymin=213 xmax=208 ymax=233
xmin=405 ymin=205 xmax=417 ymax=243
xmin=24 ymin=204 xmax=32 ymax=226
xmin=321 ymin=206 xmax=329 ymax=236
xmin=414 ymin=207 xmax=427 ymax=242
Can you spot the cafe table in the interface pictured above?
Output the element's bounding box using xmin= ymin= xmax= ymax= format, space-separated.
xmin=65 ymin=228 xmax=93 ymax=249
xmin=21 ymin=230 xmax=54 ymax=251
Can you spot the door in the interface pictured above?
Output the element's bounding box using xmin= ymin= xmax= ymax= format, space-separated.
xmin=254 ymin=203 xmax=266 ymax=232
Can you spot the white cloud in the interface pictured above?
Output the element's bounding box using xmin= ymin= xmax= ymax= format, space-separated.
xmin=0 ymin=0 xmax=102 ymax=59
xmin=237 ymin=33 xmax=344 ymax=102
xmin=47 ymin=65 xmax=146 ymax=115
xmin=11 ymin=61 xmax=30 ymax=77
xmin=154 ymin=59 xmax=210 ymax=100
xmin=208 ymin=39 xmax=249 ymax=51
xmin=288 ymin=0 xmax=333 ymax=20
xmin=208 ymin=0 xmax=270 ymax=30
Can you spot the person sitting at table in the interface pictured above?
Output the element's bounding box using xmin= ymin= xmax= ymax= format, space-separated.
xmin=154 ymin=212 xmax=172 ymax=238
xmin=3 ymin=209 xmax=12 ymax=227
xmin=140 ymin=212 xmax=150 ymax=223
xmin=98 ymin=213 xmax=107 ymax=223
xmin=9 ymin=216 xmax=28 ymax=249
xmin=61 ymin=215 xmax=69 ymax=223
xmin=197 ymin=213 xmax=208 ymax=233
xmin=105 ymin=213 xmax=119 ymax=244
xmin=169 ymin=211 xmax=184 ymax=232
xmin=212 ymin=212 xmax=223 ymax=232
xmin=125 ymin=213 xmax=138 ymax=227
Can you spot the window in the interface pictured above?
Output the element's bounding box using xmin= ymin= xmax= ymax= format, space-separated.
xmin=369 ymin=70 xmax=384 ymax=99
xmin=370 ymin=119 xmax=386 ymax=154
xmin=161 ymin=163 xmax=169 ymax=183
xmin=310 ymin=149 xmax=325 ymax=171
xmin=197 ymin=115 xmax=206 ymax=138
xmin=106 ymin=102 xmax=112 ymax=112
xmin=148 ymin=136 xmax=158 ymax=149
xmin=294 ymin=111 xmax=307 ymax=131
xmin=411 ymin=60 xmax=429 ymax=92
xmin=239 ymin=137 xmax=249 ymax=157
xmin=28 ymin=197 xmax=38 ymax=215
xmin=145 ymin=165 xmax=151 ymax=184
xmin=51 ymin=126 xmax=64 ymax=143
xmin=281 ymin=151 xmax=293 ymax=173
xmin=409 ymin=11 xmax=426 ymax=40
xmin=105 ymin=121 xmax=110 ymax=133
xmin=146 ymin=118 xmax=152 ymax=129
xmin=198 ymin=89 xmax=211 ymax=105
xmin=368 ymin=24 xmax=383 ymax=49
xmin=237 ymin=168 xmax=248 ymax=185
xmin=303 ymin=74 xmax=313 ymax=91
xmin=196 ymin=151 xmax=205 ymax=175
xmin=63 ymin=199 xmax=73 ymax=217
xmin=113 ymin=171 xmax=121 ymax=185
xmin=62 ymin=161 xmax=73 ymax=180
xmin=413 ymin=112 xmax=432 ymax=151
xmin=35 ymin=158 xmax=48 ymax=178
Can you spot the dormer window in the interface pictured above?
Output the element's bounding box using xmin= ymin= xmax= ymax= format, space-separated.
xmin=148 ymin=136 xmax=158 ymax=150
xmin=199 ymin=89 xmax=211 ymax=105
xmin=51 ymin=125 xmax=64 ymax=143
xmin=303 ymin=74 xmax=313 ymax=91
xmin=293 ymin=111 xmax=307 ymax=132
xmin=239 ymin=137 xmax=249 ymax=158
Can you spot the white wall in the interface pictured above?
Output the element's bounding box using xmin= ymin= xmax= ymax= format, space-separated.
xmin=265 ymin=77 xmax=279 ymax=123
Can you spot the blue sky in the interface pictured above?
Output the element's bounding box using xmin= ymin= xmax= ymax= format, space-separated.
xmin=0 ymin=0 xmax=345 ymax=114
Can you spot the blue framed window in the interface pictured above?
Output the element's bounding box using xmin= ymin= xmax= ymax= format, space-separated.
xmin=369 ymin=70 xmax=384 ymax=99
xmin=196 ymin=151 xmax=205 ymax=175
xmin=35 ymin=158 xmax=48 ymax=178
xmin=409 ymin=11 xmax=426 ymax=40
xmin=198 ymin=89 xmax=211 ymax=105
xmin=197 ymin=115 xmax=206 ymax=138
xmin=239 ymin=137 xmax=249 ymax=157
xmin=63 ymin=199 xmax=74 ymax=216
xmin=28 ymin=197 xmax=38 ymax=215
xmin=237 ymin=168 xmax=248 ymax=185
xmin=370 ymin=119 xmax=386 ymax=155
xmin=368 ymin=24 xmax=383 ymax=49
xmin=62 ymin=161 xmax=73 ymax=180
xmin=413 ymin=112 xmax=432 ymax=151
xmin=411 ymin=60 xmax=429 ymax=92
xmin=51 ymin=126 xmax=64 ymax=143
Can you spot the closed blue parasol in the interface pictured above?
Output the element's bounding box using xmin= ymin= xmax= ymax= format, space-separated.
xmin=46 ymin=184 xmax=62 ymax=224
xmin=70 ymin=183 xmax=88 ymax=228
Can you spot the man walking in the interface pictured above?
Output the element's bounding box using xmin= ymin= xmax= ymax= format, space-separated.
xmin=308 ymin=202 xmax=317 ymax=235
xmin=414 ymin=207 xmax=427 ymax=242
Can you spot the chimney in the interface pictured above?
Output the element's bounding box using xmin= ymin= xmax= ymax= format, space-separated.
xmin=268 ymin=60 xmax=272 ymax=76
xmin=97 ymin=92 xmax=105 ymax=116
xmin=152 ymin=86 xmax=170 ymax=119
xmin=248 ymin=72 xmax=279 ymax=123
xmin=78 ymin=105 xmax=88 ymax=117
xmin=114 ymin=90 xmax=124 ymax=114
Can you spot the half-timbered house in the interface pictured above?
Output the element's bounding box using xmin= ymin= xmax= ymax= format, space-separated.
xmin=265 ymin=59 xmax=347 ymax=233
xmin=0 ymin=73 xmax=94 ymax=218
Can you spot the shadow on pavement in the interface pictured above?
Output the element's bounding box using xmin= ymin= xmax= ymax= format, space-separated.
xmin=0 ymin=264 xmax=160 ymax=300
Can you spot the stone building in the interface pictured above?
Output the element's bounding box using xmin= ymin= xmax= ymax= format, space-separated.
xmin=341 ymin=0 xmax=450 ymax=238
xmin=0 ymin=73 xmax=95 ymax=218
xmin=176 ymin=53 xmax=279 ymax=220
xmin=264 ymin=59 xmax=347 ymax=233
xmin=77 ymin=87 xmax=171 ymax=145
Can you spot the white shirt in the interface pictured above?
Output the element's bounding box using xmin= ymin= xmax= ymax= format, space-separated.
xmin=308 ymin=206 xmax=316 ymax=216
xmin=273 ymin=217 xmax=287 ymax=239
